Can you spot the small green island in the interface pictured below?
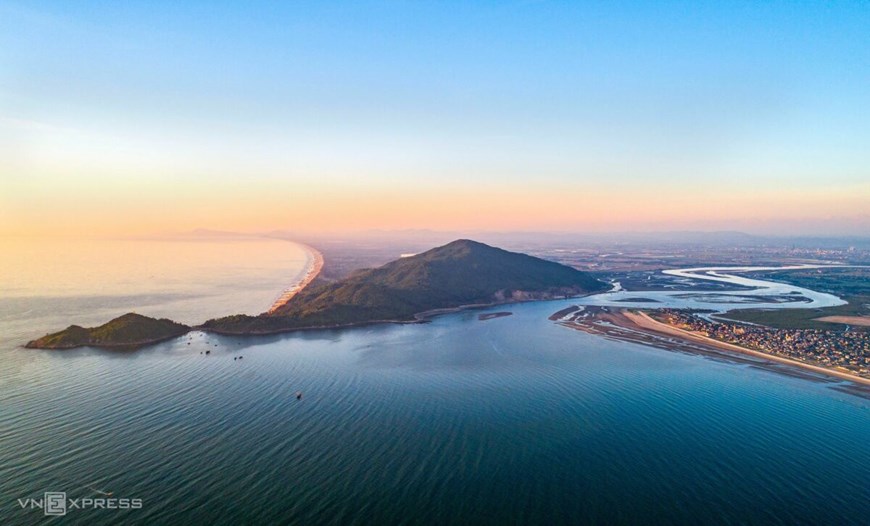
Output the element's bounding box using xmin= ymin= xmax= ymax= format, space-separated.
xmin=26 ymin=313 xmax=190 ymax=350
xmin=26 ymin=240 xmax=607 ymax=350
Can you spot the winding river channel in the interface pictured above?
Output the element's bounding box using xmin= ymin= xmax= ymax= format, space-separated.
xmin=580 ymin=265 xmax=848 ymax=313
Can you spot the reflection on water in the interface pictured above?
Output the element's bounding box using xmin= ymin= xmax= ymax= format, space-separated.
xmin=1 ymin=300 xmax=868 ymax=525
xmin=0 ymin=238 xmax=310 ymax=351
xmin=1 ymin=250 xmax=869 ymax=524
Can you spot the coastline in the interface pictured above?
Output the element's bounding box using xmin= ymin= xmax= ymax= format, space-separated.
xmin=411 ymin=290 xmax=603 ymax=321
xmin=629 ymin=311 xmax=870 ymax=387
xmin=559 ymin=306 xmax=870 ymax=388
xmin=198 ymin=317 xmax=425 ymax=336
xmin=201 ymin=291 xmax=604 ymax=337
xmin=267 ymin=242 xmax=324 ymax=314
xmin=24 ymin=333 xmax=187 ymax=351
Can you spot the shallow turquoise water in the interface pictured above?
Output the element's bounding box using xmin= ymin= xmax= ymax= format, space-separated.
xmin=2 ymin=299 xmax=868 ymax=525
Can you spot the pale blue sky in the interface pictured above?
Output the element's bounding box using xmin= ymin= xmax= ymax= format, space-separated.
xmin=1 ymin=1 xmax=868 ymax=235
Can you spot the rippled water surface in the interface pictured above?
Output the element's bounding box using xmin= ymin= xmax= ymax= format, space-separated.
xmin=1 ymin=244 xmax=868 ymax=525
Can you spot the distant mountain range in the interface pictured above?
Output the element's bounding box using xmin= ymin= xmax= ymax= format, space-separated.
xmin=27 ymin=240 xmax=607 ymax=348
xmin=149 ymin=227 xmax=870 ymax=250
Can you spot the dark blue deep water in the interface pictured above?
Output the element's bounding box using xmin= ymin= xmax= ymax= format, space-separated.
xmin=2 ymin=299 xmax=869 ymax=525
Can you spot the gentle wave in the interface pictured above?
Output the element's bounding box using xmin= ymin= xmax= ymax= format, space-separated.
xmin=2 ymin=266 xmax=870 ymax=524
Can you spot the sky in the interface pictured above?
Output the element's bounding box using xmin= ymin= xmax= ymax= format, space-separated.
xmin=1 ymin=0 xmax=868 ymax=237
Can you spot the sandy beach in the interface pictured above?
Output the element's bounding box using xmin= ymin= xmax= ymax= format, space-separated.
xmin=267 ymin=243 xmax=324 ymax=313
xmin=559 ymin=306 xmax=870 ymax=388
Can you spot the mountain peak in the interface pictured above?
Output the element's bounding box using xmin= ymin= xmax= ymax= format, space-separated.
xmin=245 ymin=239 xmax=608 ymax=329
xmin=442 ymin=238 xmax=489 ymax=248
xmin=414 ymin=239 xmax=496 ymax=259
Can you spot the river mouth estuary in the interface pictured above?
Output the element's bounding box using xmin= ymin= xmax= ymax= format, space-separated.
xmin=1 ymin=242 xmax=868 ymax=525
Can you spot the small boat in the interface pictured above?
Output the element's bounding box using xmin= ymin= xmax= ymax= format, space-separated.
xmin=296 ymin=392 xmax=302 ymax=400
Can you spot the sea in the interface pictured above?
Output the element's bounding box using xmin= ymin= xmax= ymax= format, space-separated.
xmin=0 ymin=239 xmax=868 ymax=525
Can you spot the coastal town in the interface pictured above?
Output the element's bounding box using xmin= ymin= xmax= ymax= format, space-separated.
xmin=653 ymin=310 xmax=870 ymax=379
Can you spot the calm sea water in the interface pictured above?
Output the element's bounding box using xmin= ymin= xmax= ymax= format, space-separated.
xmin=1 ymin=241 xmax=868 ymax=525
xmin=0 ymin=238 xmax=311 ymax=350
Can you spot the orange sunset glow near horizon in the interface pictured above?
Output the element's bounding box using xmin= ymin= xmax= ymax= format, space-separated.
xmin=2 ymin=172 xmax=868 ymax=238
xmin=2 ymin=2 xmax=868 ymax=239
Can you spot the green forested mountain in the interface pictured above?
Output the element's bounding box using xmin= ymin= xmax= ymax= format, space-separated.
xmin=27 ymin=313 xmax=190 ymax=349
xmin=29 ymin=240 xmax=607 ymax=346
xmin=203 ymin=239 xmax=606 ymax=333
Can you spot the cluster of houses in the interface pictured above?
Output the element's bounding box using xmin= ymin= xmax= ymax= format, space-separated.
xmin=658 ymin=309 xmax=870 ymax=378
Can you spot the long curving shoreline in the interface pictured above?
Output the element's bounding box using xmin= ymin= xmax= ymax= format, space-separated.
xmin=628 ymin=311 xmax=870 ymax=386
xmin=559 ymin=306 xmax=870 ymax=388
xmin=267 ymin=243 xmax=324 ymax=314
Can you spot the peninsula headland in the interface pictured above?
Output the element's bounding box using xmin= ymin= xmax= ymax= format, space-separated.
xmin=26 ymin=240 xmax=607 ymax=349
